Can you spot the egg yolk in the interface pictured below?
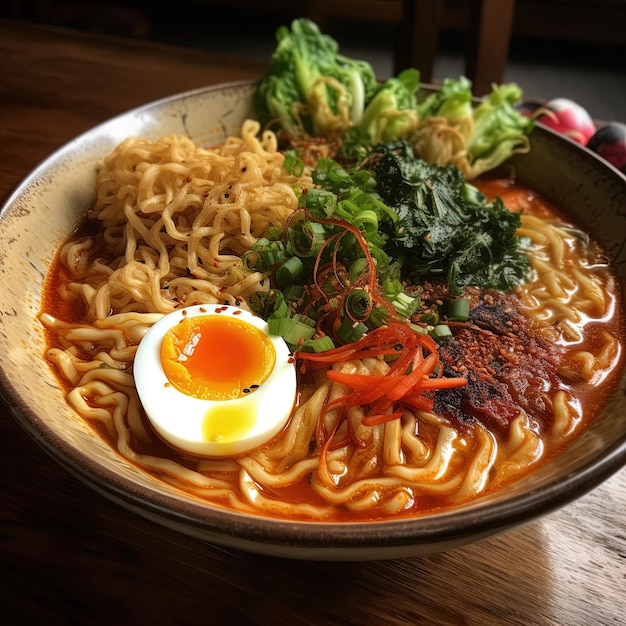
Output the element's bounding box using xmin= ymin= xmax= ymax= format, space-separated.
xmin=160 ymin=314 xmax=276 ymax=401
xmin=202 ymin=403 xmax=257 ymax=443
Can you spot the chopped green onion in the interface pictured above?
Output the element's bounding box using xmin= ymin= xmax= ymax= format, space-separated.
xmin=283 ymin=284 xmax=305 ymax=303
xmin=264 ymin=226 xmax=283 ymax=241
xmin=430 ymin=324 xmax=452 ymax=340
xmin=391 ymin=291 xmax=419 ymax=318
xmin=276 ymin=256 xmax=304 ymax=288
xmin=282 ymin=320 xmax=316 ymax=346
xmin=417 ymin=310 xmax=440 ymax=325
xmin=267 ymin=317 xmax=291 ymax=337
xmin=246 ymin=237 xmax=289 ymax=271
xmin=382 ymin=277 xmax=403 ymax=300
xmin=369 ymin=194 xmax=399 ymax=224
xmin=352 ymin=209 xmax=378 ymax=233
xmin=367 ymin=304 xmax=390 ymax=329
xmin=312 ymin=158 xmax=352 ymax=189
xmin=345 ymin=288 xmax=372 ymax=322
xmin=292 ymin=313 xmax=316 ymax=328
xmin=446 ymin=298 xmax=470 ymax=322
xmin=248 ymin=290 xmax=288 ymax=319
xmin=241 ymin=249 xmax=260 ymax=272
xmin=349 ymin=257 xmax=369 ymax=283
xmin=334 ymin=200 xmax=357 ymax=223
xmin=336 ymin=317 xmax=368 ymax=344
xmin=297 ymin=335 xmax=336 ymax=353
xmin=259 ymin=249 xmax=280 ymax=268
xmin=303 ymin=188 xmax=336 ymax=216
xmin=288 ymin=218 xmax=327 ymax=257
xmin=268 ymin=316 xmax=316 ymax=346
xmin=284 ymin=149 xmax=305 ymax=177
xmin=368 ymin=247 xmax=390 ymax=276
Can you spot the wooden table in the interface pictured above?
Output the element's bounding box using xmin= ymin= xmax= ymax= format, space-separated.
xmin=1 ymin=20 xmax=625 ymax=626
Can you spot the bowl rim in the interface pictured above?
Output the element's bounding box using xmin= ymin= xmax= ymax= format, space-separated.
xmin=1 ymin=79 xmax=626 ymax=557
xmin=4 ymin=372 xmax=626 ymax=553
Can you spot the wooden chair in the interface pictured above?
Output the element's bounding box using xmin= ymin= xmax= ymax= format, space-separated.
xmin=308 ymin=0 xmax=517 ymax=95
xmin=464 ymin=0 xmax=516 ymax=95
xmin=396 ymin=0 xmax=516 ymax=95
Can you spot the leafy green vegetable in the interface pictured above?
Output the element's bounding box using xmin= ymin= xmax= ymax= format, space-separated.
xmin=255 ymin=19 xmax=421 ymax=147
xmin=365 ymin=141 xmax=531 ymax=294
xmin=254 ymin=19 xmax=380 ymax=137
xmin=417 ymin=76 xmax=474 ymax=122
xmin=255 ymin=20 xmax=534 ymax=180
xmin=413 ymin=78 xmax=534 ymax=179
xmin=244 ymin=157 xmax=400 ymax=290
xmin=465 ymin=83 xmax=535 ymax=176
xmin=358 ymin=68 xmax=420 ymax=144
xmin=247 ymin=138 xmax=534 ymax=352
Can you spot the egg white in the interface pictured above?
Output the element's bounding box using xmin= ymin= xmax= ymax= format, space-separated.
xmin=134 ymin=304 xmax=297 ymax=457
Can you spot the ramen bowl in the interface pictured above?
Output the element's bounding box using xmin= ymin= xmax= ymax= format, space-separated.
xmin=1 ymin=81 xmax=625 ymax=561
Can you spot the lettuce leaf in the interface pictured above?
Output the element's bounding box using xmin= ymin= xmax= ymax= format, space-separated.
xmin=413 ymin=78 xmax=534 ymax=179
xmin=254 ymin=19 xmax=379 ymax=137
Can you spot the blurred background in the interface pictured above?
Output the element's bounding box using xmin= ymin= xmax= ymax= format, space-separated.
xmin=4 ymin=0 xmax=625 ymax=122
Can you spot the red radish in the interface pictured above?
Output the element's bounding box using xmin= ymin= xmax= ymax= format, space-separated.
xmin=535 ymin=98 xmax=596 ymax=145
xmin=587 ymin=123 xmax=626 ymax=174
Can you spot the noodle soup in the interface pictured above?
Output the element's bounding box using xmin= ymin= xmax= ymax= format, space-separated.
xmin=39 ymin=121 xmax=625 ymax=522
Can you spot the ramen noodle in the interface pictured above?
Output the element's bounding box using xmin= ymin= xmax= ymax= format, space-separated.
xmin=40 ymin=120 xmax=625 ymax=521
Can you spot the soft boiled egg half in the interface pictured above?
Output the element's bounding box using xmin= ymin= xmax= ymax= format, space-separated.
xmin=134 ymin=304 xmax=297 ymax=457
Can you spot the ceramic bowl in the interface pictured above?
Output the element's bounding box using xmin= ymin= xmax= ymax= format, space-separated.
xmin=1 ymin=81 xmax=625 ymax=560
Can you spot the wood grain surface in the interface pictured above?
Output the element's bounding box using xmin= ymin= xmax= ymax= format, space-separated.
xmin=1 ymin=20 xmax=625 ymax=626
